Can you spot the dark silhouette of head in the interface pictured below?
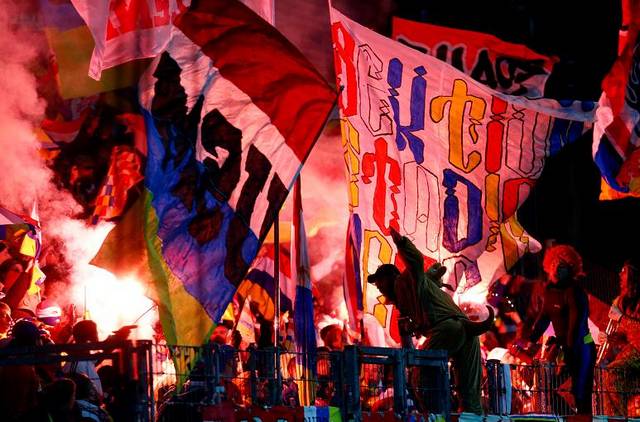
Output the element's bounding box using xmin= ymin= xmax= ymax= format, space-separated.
xmin=73 ymin=320 xmax=99 ymax=343
xmin=367 ymin=264 xmax=400 ymax=303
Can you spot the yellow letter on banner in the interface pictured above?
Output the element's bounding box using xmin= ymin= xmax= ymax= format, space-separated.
xmin=341 ymin=118 xmax=361 ymax=210
xmin=499 ymin=215 xmax=532 ymax=270
xmin=362 ymin=229 xmax=393 ymax=325
xmin=430 ymin=79 xmax=486 ymax=174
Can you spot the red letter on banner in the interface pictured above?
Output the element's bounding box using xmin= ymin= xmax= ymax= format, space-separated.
xmin=486 ymin=95 xmax=507 ymax=173
xmin=362 ymin=138 xmax=401 ymax=235
xmin=502 ymin=177 xmax=536 ymax=219
xmin=332 ymin=22 xmax=358 ymax=116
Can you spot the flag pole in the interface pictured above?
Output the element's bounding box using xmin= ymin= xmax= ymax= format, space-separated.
xmin=273 ymin=209 xmax=282 ymax=404
xmin=274 ymin=213 xmax=280 ymax=346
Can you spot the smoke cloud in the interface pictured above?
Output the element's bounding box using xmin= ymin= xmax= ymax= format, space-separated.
xmin=0 ymin=1 xmax=155 ymax=340
xmin=290 ymin=126 xmax=350 ymax=321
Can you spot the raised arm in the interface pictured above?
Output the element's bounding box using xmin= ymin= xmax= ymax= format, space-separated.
xmin=390 ymin=228 xmax=425 ymax=282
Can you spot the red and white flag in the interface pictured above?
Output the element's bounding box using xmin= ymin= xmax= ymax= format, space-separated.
xmin=71 ymin=0 xmax=275 ymax=80
xmin=92 ymin=0 xmax=335 ymax=349
xmin=392 ymin=17 xmax=557 ymax=98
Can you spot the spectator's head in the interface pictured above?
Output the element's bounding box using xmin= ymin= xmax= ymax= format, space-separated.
xmin=543 ymin=244 xmax=584 ymax=283
xmin=320 ymin=324 xmax=343 ymax=351
xmin=73 ymin=320 xmax=99 ymax=343
xmin=36 ymin=299 xmax=62 ymax=327
xmin=620 ymin=257 xmax=640 ymax=300
xmin=210 ymin=324 xmax=230 ymax=345
xmin=10 ymin=318 xmax=41 ymax=347
xmin=43 ymin=378 xmax=76 ymax=414
xmin=367 ymin=264 xmax=400 ymax=304
xmin=97 ymin=365 xmax=117 ymax=393
xmin=0 ymin=302 xmax=12 ymax=337
xmin=69 ymin=372 xmax=99 ymax=404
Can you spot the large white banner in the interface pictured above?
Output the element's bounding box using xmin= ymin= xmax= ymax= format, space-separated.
xmin=331 ymin=7 xmax=595 ymax=344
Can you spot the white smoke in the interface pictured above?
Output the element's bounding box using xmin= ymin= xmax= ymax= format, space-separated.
xmin=0 ymin=2 xmax=155 ymax=340
xmin=293 ymin=126 xmax=350 ymax=320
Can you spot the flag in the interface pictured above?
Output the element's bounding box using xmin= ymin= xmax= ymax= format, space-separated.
xmin=343 ymin=213 xmax=363 ymax=333
xmin=330 ymin=6 xmax=594 ymax=345
xmin=36 ymin=96 xmax=96 ymax=153
xmin=70 ymin=0 xmax=275 ymax=80
xmin=0 ymin=207 xmax=26 ymax=226
xmin=592 ymin=1 xmax=640 ymax=200
xmin=241 ymin=0 xmax=275 ymax=24
xmin=93 ymin=0 xmax=335 ymax=352
xmin=40 ymin=0 xmax=150 ymax=99
xmin=391 ymin=17 xmax=557 ymax=99
xmin=0 ymin=206 xmax=41 ymax=260
xmin=236 ymin=295 xmax=257 ymax=344
xmin=40 ymin=108 xmax=90 ymax=146
xmin=236 ymin=242 xmax=295 ymax=322
xmin=22 ymin=201 xmax=42 ymax=260
xmin=91 ymin=145 xmax=144 ymax=224
xmin=303 ymin=406 xmax=342 ymax=421
xmin=0 ymin=204 xmax=45 ymax=295
xmin=291 ymin=178 xmax=316 ymax=405
xmin=69 ymin=0 xmax=189 ymax=80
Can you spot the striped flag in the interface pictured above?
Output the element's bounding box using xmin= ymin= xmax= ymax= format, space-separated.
xmin=39 ymin=0 xmax=149 ymax=99
xmin=69 ymin=0 xmax=275 ymax=80
xmin=592 ymin=1 xmax=640 ymax=200
xmin=343 ymin=213 xmax=363 ymax=333
xmin=236 ymin=242 xmax=295 ymax=323
xmin=291 ymin=178 xmax=317 ymax=405
xmin=40 ymin=108 xmax=90 ymax=146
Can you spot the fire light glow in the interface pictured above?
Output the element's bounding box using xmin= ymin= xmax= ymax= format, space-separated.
xmin=71 ymin=268 xmax=156 ymax=341
xmin=53 ymin=219 xmax=157 ymax=341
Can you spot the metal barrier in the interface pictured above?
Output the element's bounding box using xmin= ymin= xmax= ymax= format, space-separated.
xmin=2 ymin=341 xmax=637 ymax=420
xmin=594 ymin=365 xmax=640 ymax=417
xmin=485 ymin=360 xmax=640 ymax=418
xmin=0 ymin=340 xmax=154 ymax=421
xmin=152 ymin=344 xmax=450 ymax=421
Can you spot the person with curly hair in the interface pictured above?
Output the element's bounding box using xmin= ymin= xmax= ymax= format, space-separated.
xmin=524 ymin=244 xmax=595 ymax=415
xmin=598 ymin=258 xmax=640 ymax=416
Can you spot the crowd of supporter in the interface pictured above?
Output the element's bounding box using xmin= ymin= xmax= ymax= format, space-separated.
xmin=0 ymin=238 xmax=141 ymax=421
xmin=3 ymin=224 xmax=640 ymax=420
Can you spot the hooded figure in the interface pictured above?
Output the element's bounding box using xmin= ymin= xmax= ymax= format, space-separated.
xmin=368 ymin=228 xmax=492 ymax=415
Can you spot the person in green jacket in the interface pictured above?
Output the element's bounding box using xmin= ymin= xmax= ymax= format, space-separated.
xmin=368 ymin=228 xmax=493 ymax=415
